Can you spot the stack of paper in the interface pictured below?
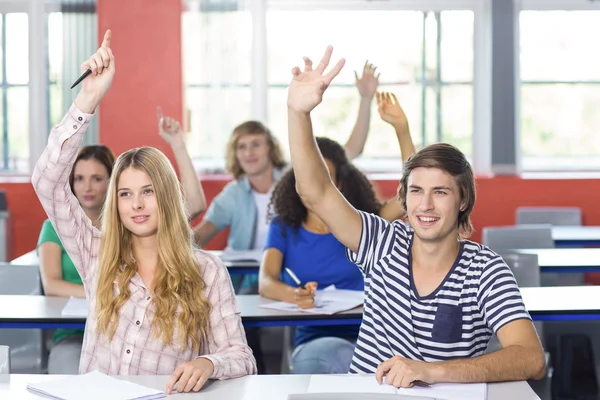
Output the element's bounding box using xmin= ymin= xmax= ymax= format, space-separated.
xmin=27 ymin=370 xmax=165 ymax=400
xmin=260 ymin=289 xmax=364 ymax=315
xmin=61 ymin=296 xmax=88 ymax=317
xmin=219 ymin=249 xmax=263 ymax=263
xmin=307 ymin=375 xmax=487 ymax=400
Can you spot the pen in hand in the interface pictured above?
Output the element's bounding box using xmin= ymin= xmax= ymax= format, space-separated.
xmin=285 ymin=268 xmax=306 ymax=290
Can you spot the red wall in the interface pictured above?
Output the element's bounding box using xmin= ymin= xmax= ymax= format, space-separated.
xmin=5 ymin=0 xmax=600 ymax=260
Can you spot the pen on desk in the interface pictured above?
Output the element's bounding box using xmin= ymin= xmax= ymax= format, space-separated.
xmin=70 ymin=68 xmax=92 ymax=89
xmin=285 ymin=268 xmax=306 ymax=290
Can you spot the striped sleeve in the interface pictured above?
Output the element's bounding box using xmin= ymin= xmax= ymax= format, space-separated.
xmin=477 ymin=257 xmax=532 ymax=333
xmin=345 ymin=210 xmax=400 ymax=277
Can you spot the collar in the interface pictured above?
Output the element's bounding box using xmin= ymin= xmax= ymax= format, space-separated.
xmin=241 ymin=167 xmax=283 ymax=193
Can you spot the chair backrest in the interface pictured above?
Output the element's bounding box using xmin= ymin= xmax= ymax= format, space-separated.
xmin=0 ymin=345 xmax=9 ymax=374
xmin=499 ymin=252 xmax=540 ymax=288
xmin=516 ymin=207 xmax=582 ymax=226
xmin=482 ymin=225 xmax=554 ymax=251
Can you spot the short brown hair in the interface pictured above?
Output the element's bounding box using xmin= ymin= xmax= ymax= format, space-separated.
xmin=398 ymin=143 xmax=476 ymax=238
xmin=69 ymin=145 xmax=116 ymax=193
xmin=225 ymin=121 xmax=286 ymax=179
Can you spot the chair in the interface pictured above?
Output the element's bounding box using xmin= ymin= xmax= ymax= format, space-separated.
xmin=0 ymin=345 xmax=10 ymax=374
xmin=482 ymin=225 xmax=554 ymax=251
xmin=516 ymin=207 xmax=582 ymax=226
xmin=0 ymin=263 xmax=45 ymax=373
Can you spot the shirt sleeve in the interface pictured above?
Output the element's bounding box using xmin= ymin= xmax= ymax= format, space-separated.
xmin=264 ymin=218 xmax=287 ymax=253
xmin=477 ymin=256 xmax=532 ymax=334
xmin=203 ymin=189 xmax=234 ymax=231
xmin=345 ymin=210 xmax=407 ymax=277
xmin=199 ymin=253 xmax=257 ymax=379
xmin=31 ymin=104 xmax=101 ymax=285
xmin=37 ymin=219 xmax=62 ymax=247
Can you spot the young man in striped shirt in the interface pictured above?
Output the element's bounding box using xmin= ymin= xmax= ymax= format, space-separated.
xmin=285 ymin=47 xmax=546 ymax=388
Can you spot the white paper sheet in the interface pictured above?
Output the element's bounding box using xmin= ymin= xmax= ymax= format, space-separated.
xmin=26 ymin=370 xmax=165 ymax=400
xmin=219 ymin=249 xmax=263 ymax=263
xmin=259 ymin=289 xmax=364 ymax=315
xmin=60 ymin=296 xmax=88 ymax=317
xmin=307 ymin=375 xmax=487 ymax=400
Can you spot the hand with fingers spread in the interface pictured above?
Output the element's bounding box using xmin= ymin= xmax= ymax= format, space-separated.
xmin=355 ymin=61 xmax=380 ymax=100
xmin=376 ymin=355 xmax=436 ymax=389
xmin=157 ymin=107 xmax=186 ymax=151
xmin=293 ymin=281 xmax=318 ymax=309
xmin=166 ymin=357 xmax=214 ymax=395
xmin=376 ymin=92 xmax=408 ymax=130
xmin=287 ymin=46 xmax=346 ymax=113
xmin=75 ymin=29 xmax=115 ymax=114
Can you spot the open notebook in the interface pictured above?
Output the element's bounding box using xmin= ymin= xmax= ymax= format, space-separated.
xmin=26 ymin=370 xmax=165 ymax=400
xmin=307 ymin=375 xmax=487 ymax=400
xmin=260 ymin=289 xmax=364 ymax=315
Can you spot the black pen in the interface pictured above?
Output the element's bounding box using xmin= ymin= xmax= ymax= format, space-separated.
xmin=70 ymin=68 xmax=92 ymax=89
xmin=285 ymin=268 xmax=306 ymax=290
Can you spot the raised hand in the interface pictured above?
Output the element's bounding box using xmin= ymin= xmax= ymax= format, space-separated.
xmin=75 ymin=30 xmax=115 ymax=113
xmin=355 ymin=61 xmax=380 ymax=99
xmin=294 ymin=281 xmax=318 ymax=309
xmin=287 ymin=46 xmax=346 ymax=113
xmin=157 ymin=107 xmax=186 ymax=150
xmin=376 ymin=92 xmax=408 ymax=129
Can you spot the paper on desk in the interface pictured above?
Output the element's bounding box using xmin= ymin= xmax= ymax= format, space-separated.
xmin=60 ymin=296 xmax=88 ymax=317
xmin=260 ymin=289 xmax=364 ymax=315
xmin=220 ymin=249 xmax=263 ymax=263
xmin=307 ymin=375 xmax=487 ymax=400
xmin=26 ymin=370 xmax=165 ymax=400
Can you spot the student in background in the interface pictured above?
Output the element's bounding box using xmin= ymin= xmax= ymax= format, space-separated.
xmin=33 ymin=31 xmax=255 ymax=393
xmin=285 ymin=46 xmax=546 ymax=388
xmin=258 ymin=92 xmax=415 ymax=374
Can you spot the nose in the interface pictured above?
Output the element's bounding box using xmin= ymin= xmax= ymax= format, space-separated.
xmin=132 ymin=194 xmax=144 ymax=210
xmin=84 ymin=178 xmax=93 ymax=193
xmin=418 ymin=192 xmax=434 ymax=212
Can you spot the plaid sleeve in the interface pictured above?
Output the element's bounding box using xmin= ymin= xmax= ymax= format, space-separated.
xmin=31 ymin=104 xmax=101 ymax=285
xmin=198 ymin=252 xmax=257 ymax=379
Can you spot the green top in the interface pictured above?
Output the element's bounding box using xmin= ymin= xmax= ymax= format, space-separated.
xmin=37 ymin=219 xmax=85 ymax=343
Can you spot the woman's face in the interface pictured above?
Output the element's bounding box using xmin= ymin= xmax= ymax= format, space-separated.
xmin=72 ymin=158 xmax=110 ymax=212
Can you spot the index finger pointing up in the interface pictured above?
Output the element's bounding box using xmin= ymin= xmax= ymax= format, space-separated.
xmin=101 ymin=29 xmax=112 ymax=49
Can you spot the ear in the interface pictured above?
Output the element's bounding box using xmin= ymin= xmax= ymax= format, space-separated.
xmin=459 ymin=201 xmax=467 ymax=212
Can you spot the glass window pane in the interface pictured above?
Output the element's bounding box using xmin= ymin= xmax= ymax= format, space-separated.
xmin=186 ymin=87 xmax=252 ymax=160
xmin=521 ymin=11 xmax=600 ymax=81
xmin=521 ymin=84 xmax=600 ymax=158
xmin=7 ymin=87 xmax=29 ymax=172
xmin=6 ymin=13 xmax=28 ymax=85
xmin=48 ymin=13 xmax=63 ymax=88
xmin=441 ymin=11 xmax=474 ymax=82
xmin=267 ymin=10 xmax=424 ymax=85
xmin=182 ymin=11 xmax=252 ymax=85
xmin=442 ymin=85 xmax=473 ymax=157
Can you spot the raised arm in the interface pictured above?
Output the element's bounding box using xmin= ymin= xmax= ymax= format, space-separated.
xmin=287 ymin=46 xmax=362 ymax=253
xmin=376 ymin=91 xmax=417 ymax=221
xmin=344 ymin=61 xmax=379 ymax=160
xmin=32 ymin=30 xmax=114 ymax=284
xmin=157 ymin=107 xmax=206 ymax=221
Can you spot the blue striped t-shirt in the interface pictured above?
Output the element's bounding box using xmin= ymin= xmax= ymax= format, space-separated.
xmin=346 ymin=211 xmax=531 ymax=374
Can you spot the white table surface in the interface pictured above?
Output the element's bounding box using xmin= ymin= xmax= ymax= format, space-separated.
xmin=0 ymin=374 xmax=540 ymax=400
xmin=514 ymin=248 xmax=600 ymax=268
xmin=552 ymin=226 xmax=600 ymax=241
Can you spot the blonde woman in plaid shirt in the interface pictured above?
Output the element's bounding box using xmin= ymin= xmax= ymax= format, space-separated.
xmin=32 ymin=30 xmax=257 ymax=394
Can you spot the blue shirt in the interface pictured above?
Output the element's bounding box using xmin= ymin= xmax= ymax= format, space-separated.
xmin=346 ymin=211 xmax=531 ymax=374
xmin=265 ymin=218 xmax=363 ymax=347
xmin=204 ymin=168 xmax=284 ymax=250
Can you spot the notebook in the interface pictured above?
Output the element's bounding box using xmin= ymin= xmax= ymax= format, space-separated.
xmin=26 ymin=370 xmax=165 ymax=400
xmin=306 ymin=375 xmax=487 ymax=400
xmin=260 ymin=289 xmax=364 ymax=315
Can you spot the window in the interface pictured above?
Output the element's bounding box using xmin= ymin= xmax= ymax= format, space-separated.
xmin=520 ymin=7 xmax=600 ymax=170
xmin=0 ymin=13 xmax=29 ymax=173
xmin=183 ymin=1 xmax=477 ymax=173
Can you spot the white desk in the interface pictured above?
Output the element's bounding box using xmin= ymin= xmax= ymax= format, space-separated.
xmin=552 ymin=226 xmax=600 ymax=247
xmin=0 ymin=374 xmax=540 ymax=400
xmin=514 ymin=248 xmax=600 ymax=273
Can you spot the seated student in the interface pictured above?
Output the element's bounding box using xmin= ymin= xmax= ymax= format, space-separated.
xmin=284 ymin=47 xmax=546 ymax=388
xmin=36 ymin=103 xmax=205 ymax=377
xmin=258 ymin=93 xmax=416 ymax=374
xmin=32 ymin=31 xmax=256 ymax=393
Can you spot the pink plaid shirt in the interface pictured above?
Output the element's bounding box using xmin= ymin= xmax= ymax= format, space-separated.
xmin=32 ymin=104 xmax=257 ymax=378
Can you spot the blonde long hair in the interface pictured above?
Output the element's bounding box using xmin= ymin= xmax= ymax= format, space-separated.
xmin=95 ymin=147 xmax=212 ymax=351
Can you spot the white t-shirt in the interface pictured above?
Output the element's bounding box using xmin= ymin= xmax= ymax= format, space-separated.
xmin=251 ymin=188 xmax=273 ymax=250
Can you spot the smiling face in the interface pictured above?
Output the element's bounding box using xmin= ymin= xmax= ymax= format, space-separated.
xmin=235 ymin=133 xmax=272 ymax=177
xmin=405 ymin=167 xmax=465 ymax=243
xmin=72 ymin=158 xmax=110 ymax=213
xmin=116 ymin=167 xmax=159 ymax=238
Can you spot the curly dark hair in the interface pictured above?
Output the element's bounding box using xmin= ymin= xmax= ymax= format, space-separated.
xmin=268 ymin=137 xmax=381 ymax=234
